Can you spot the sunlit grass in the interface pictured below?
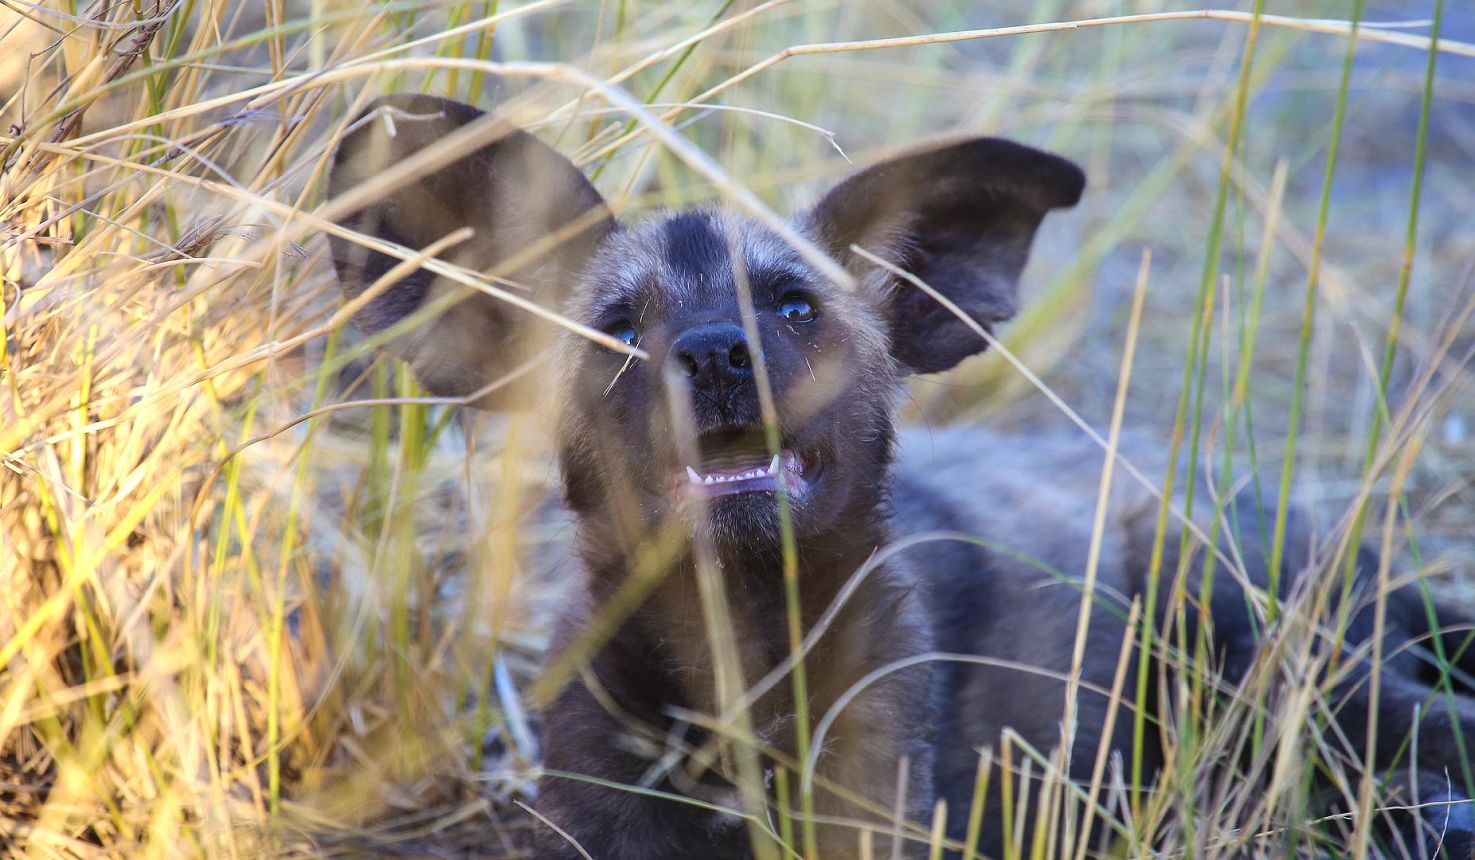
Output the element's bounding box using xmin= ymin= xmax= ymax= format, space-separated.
xmin=3 ymin=1 xmax=1473 ymax=856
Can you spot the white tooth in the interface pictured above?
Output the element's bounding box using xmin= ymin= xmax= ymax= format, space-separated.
xmin=767 ymin=455 xmax=780 ymax=475
xmin=704 ymin=475 xmax=715 ymax=484
xmin=686 ymin=466 xmax=702 ymax=484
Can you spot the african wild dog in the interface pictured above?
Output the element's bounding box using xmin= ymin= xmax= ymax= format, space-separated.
xmin=329 ymin=93 xmax=1475 ymax=859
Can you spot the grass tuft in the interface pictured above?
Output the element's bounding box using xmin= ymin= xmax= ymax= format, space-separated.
xmin=3 ymin=1 xmax=1473 ymax=856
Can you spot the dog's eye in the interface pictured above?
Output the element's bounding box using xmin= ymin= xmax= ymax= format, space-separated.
xmin=603 ymin=320 xmax=640 ymax=348
xmin=777 ymin=292 xmax=819 ymax=323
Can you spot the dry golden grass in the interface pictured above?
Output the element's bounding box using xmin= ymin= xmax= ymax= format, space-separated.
xmin=2 ymin=1 xmax=1473 ymax=857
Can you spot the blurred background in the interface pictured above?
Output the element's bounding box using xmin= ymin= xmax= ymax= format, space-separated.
xmin=2 ymin=1 xmax=1472 ymax=855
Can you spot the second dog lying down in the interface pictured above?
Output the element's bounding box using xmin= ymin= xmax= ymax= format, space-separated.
xmin=328 ymin=93 xmax=1475 ymax=858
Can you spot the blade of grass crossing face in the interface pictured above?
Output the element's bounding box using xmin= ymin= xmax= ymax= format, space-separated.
xmin=728 ymin=239 xmax=810 ymax=860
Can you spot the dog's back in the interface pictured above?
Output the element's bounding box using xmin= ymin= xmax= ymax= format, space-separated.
xmin=888 ymin=429 xmax=1156 ymax=852
xmin=893 ymin=426 xmax=1475 ymax=856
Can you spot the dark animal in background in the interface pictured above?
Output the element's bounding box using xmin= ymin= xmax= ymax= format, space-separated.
xmin=329 ymin=93 xmax=1475 ymax=859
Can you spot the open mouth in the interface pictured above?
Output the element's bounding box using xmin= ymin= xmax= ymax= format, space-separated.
xmin=680 ymin=429 xmax=816 ymax=502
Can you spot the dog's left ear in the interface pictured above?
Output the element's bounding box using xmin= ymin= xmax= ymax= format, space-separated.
xmin=803 ymin=138 xmax=1084 ymax=374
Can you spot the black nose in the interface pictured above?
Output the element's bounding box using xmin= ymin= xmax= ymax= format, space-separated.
xmin=670 ymin=322 xmax=752 ymax=391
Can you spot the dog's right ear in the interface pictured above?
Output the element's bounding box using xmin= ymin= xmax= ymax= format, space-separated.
xmin=327 ymin=93 xmax=614 ymax=408
xmin=802 ymin=137 xmax=1083 ymax=375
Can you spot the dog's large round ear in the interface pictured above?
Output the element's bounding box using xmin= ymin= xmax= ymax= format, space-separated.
xmin=327 ymin=93 xmax=614 ymax=409
xmin=802 ymin=138 xmax=1084 ymax=374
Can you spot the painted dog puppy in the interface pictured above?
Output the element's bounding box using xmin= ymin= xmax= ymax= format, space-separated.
xmin=329 ymin=94 xmax=1475 ymax=858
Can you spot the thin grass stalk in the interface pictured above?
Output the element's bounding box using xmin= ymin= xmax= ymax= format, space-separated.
xmin=587 ymin=0 xmax=737 ymax=181
xmin=1176 ymin=0 xmax=1275 ymax=740
xmin=1269 ymin=0 xmax=1364 ymax=607
xmin=1352 ymin=0 xmax=1475 ymax=804
xmin=1351 ymin=433 xmax=1424 ymax=857
xmin=1060 ymin=246 xmax=1149 ymax=840
xmin=580 ymin=9 xmax=1475 ymax=164
xmin=1232 ymin=158 xmax=1290 ymax=791
xmin=926 ymin=798 xmax=947 ymax=860
xmin=1129 ymin=4 xmax=1265 ymax=836
xmin=1068 ymin=246 xmax=1151 ymax=860
xmin=961 ymin=747 xmax=994 ymax=860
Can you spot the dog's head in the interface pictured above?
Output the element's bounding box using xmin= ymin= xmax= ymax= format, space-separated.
xmin=329 ymin=94 xmax=1082 ymax=555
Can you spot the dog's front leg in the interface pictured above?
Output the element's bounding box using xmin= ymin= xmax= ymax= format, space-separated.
xmin=796 ymin=666 xmax=937 ymax=860
xmin=533 ymin=677 xmax=755 ymax=860
xmin=807 ymin=745 xmax=935 ymax=858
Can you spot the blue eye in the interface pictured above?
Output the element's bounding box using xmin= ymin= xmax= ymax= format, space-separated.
xmin=777 ymin=292 xmax=819 ymax=323
xmin=604 ymin=320 xmax=639 ymax=348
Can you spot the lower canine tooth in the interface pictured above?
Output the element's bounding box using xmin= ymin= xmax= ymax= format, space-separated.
xmin=686 ymin=466 xmax=702 ymax=484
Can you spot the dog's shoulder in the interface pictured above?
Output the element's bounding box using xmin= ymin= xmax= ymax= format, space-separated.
xmin=892 ymin=426 xmax=1152 ymax=583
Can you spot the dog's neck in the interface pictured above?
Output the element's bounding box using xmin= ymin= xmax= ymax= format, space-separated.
xmin=577 ymin=494 xmax=902 ymax=728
